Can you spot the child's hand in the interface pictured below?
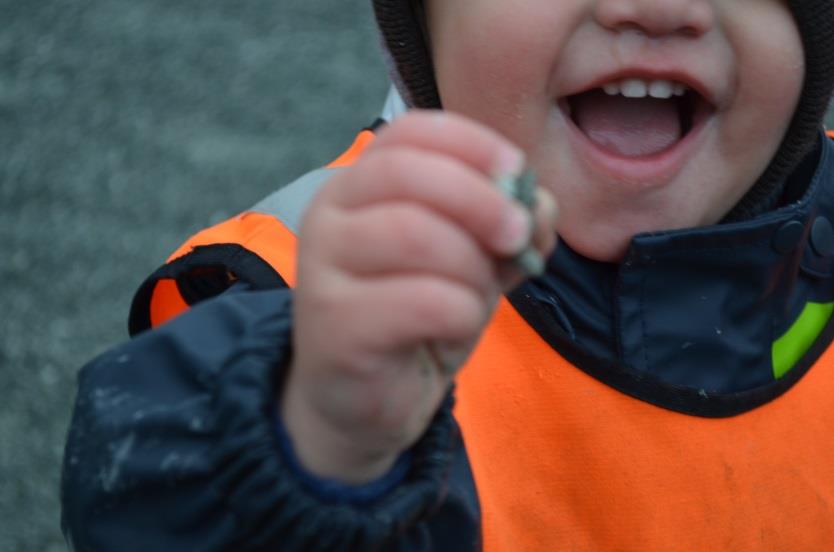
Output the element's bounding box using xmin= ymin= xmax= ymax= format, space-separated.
xmin=282 ymin=111 xmax=558 ymax=483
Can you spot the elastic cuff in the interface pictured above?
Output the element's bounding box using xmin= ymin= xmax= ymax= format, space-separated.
xmin=273 ymin=408 xmax=412 ymax=506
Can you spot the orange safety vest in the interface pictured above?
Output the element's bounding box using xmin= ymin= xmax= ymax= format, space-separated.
xmin=137 ymin=129 xmax=834 ymax=550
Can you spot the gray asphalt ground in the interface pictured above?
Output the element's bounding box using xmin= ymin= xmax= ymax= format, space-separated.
xmin=1 ymin=1 xmax=385 ymax=549
xmin=3 ymin=2 xmax=834 ymax=550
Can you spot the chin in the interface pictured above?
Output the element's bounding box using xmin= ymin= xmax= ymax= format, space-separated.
xmin=557 ymin=210 xmax=695 ymax=263
xmin=558 ymin=226 xmax=634 ymax=263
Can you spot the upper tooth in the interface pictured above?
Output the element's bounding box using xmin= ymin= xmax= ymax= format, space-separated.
xmin=621 ymin=79 xmax=647 ymax=98
xmin=648 ymin=80 xmax=673 ymax=99
xmin=603 ymin=82 xmax=620 ymax=96
xmin=599 ymin=78 xmax=689 ymax=98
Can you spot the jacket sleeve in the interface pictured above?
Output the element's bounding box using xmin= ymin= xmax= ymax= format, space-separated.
xmin=61 ymin=288 xmax=481 ymax=551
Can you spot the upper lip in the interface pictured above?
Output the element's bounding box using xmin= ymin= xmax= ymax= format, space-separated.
xmin=558 ymin=66 xmax=718 ymax=107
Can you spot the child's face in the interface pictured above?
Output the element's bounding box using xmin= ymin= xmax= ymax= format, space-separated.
xmin=426 ymin=0 xmax=804 ymax=261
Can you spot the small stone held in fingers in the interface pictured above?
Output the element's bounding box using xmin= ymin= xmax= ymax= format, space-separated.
xmin=495 ymin=169 xmax=544 ymax=278
xmin=514 ymin=247 xmax=545 ymax=277
xmin=495 ymin=174 xmax=517 ymax=200
xmin=495 ymin=169 xmax=538 ymax=210
xmin=513 ymin=170 xmax=538 ymax=210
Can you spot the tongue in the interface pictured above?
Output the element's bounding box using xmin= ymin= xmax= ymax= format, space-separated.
xmin=571 ymin=90 xmax=681 ymax=157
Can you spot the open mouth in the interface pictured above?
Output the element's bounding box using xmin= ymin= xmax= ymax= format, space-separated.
xmin=561 ymin=78 xmax=713 ymax=159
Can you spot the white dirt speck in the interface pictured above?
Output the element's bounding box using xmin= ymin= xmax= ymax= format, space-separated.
xmin=99 ymin=433 xmax=136 ymax=492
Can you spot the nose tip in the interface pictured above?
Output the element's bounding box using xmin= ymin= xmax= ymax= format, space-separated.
xmin=595 ymin=0 xmax=715 ymax=37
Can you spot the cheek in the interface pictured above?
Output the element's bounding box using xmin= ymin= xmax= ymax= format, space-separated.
xmin=700 ymin=6 xmax=803 ymax=220
xmin=433 ymin=5 xmax=574 ymax=148
xmin=721 ymin=7 xmax=804 ymax=173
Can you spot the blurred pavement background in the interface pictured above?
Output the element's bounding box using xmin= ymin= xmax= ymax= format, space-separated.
xmin=2 ymin=2 xmax=833 ymax=550
xmin=1 ymin=1 xmax=385 ymax=549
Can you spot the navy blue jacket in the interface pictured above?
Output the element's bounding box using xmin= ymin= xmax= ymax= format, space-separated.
xmin=62 ymin=133 xmax=834 ymax=550
xmin=61 ymin=288 xmax=480 ymax=551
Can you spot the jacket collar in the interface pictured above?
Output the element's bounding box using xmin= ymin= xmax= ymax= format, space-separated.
xmin=521 ymin=132 xmax=834 ymax=394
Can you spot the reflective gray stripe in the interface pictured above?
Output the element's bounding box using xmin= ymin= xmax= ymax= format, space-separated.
xmin=250 ymin=87 xmax=408 ymax=233
xmin=381 ymin=86 xmax=408 ymax=122
xmin=249 ymin=167 xmax=340 ymax=234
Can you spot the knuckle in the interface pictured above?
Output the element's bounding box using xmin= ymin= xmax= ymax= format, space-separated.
xmin=362 ymin=148 xmax=419 ymax=193
xmin=336 ymin=215 xmax=366 ymax=253
xmin=386 ymin=208 xmax=436 ymax=261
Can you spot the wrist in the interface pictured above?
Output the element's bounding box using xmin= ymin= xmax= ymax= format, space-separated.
xmin=274 ymin=406 xmax=412 ymax=505
xmin=280 ymin=373 xmax=399 ymax=485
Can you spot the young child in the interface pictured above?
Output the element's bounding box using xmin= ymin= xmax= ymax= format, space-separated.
xmin=62 ymin=0 xmax=834 ymax=549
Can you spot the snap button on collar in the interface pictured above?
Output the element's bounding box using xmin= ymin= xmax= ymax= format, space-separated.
xmin=811 ymin=216 xmax=834 ymax=257
xmin=772 ymin=221 xmax=805 ymax=254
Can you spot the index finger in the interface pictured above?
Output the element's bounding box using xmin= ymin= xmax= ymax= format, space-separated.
xmin=369 ymin=110 xmax=525 ymax=179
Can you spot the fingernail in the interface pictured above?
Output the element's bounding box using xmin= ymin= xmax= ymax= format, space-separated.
xmin=536 ymin=188 xmax=559 ymax=227
xmin=497 ymin=203 xmax=533 ymax=255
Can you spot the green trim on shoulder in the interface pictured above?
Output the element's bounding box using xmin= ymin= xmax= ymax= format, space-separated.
xmin=772 ymin=301 xmax=834 ymax=379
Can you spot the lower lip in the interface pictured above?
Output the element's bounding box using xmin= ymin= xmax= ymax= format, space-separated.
xmin=558 ymin=100 xmax=712 ymax=189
